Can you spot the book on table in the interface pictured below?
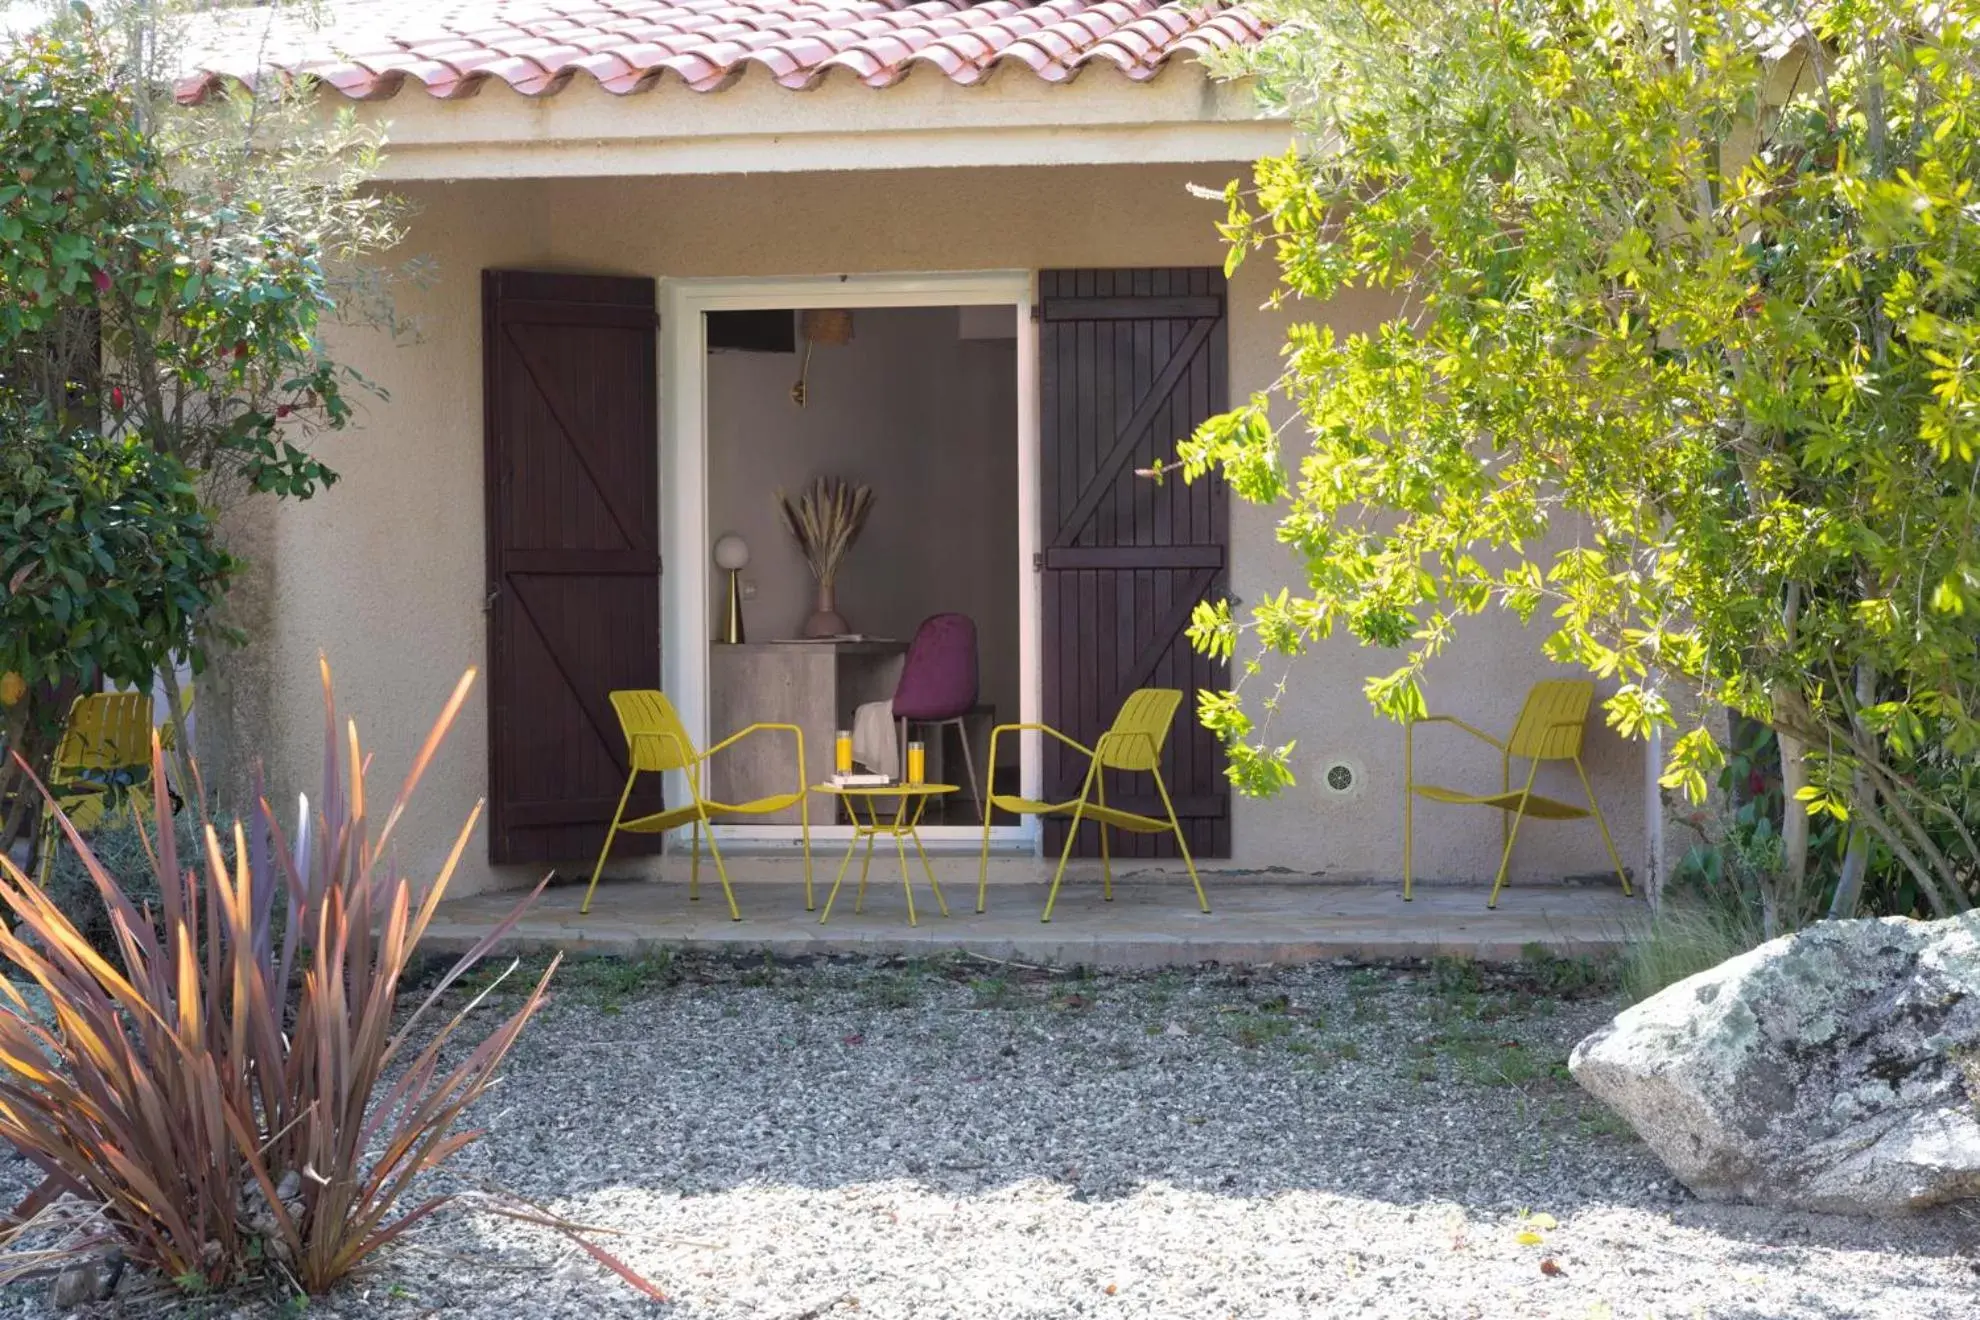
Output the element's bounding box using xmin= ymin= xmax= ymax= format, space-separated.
xmin=829 ymin=772 xmax=893 ymax=787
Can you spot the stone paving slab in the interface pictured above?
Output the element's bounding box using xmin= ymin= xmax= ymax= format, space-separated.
xmin=423 ymin=859 xmax=1646 ymax=968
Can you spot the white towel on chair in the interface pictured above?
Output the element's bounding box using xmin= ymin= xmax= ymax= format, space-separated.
xmin=851 ymin=699 xmax=899 ymax=779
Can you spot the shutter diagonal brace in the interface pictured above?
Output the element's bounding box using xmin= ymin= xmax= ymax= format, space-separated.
xmin=1048 ymin=316 xmax=1216 ymax=551
xmin=505 ymin=323 xmax=651 ymax=554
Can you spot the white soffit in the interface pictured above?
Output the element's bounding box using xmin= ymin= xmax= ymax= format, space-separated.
xmin=349 ymin=65 xmax=1291 ymax=180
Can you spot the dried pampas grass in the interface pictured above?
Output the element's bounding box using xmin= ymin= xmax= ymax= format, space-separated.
xmin=775 ymin=476 xmax=873 ymax=586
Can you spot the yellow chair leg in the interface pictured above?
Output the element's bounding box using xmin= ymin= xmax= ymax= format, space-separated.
xmin=820 ymin=830 xmax=863 ymax=924
xmin=580 ymin=772 xmax=638 ymax=915
xmin=1577 ymin=758 xmax=1633 ymax=897
xmin=1041 ymin=761 xmax=1100 ymax=923
xmin=977 ymin=791 xmax=995 ymax=914
xmin=801 ymin=785 xmax=815 ymax=912
xmin=33 ymin=811 xmax=54 ymax=891
xmin=910 ymin=824 xmax=950 ymax=917
xmin=1487 ymin=762 xmax=1542 ymax=909
xmin=894 ymin=832 xmax=919 ymax=927
xmin=1155 ymin=769 xmax=1209 ymax=914
xmin=1403 ymin=725 xmax=1414 ymax=902
xmin=689 ymin=819 xmax=701 ymax=902
xmin=1500 ymin=751 xmax=1512 ymax=863
xmin=855 ymin=832 xmax=876 ymax=913
xmin=1095 ymin=775 xmax=1113 ymax=901
xmin=698 ymin=810 xmax=743 ymax=921
xmin=1041 ymin=804 xmax=1084 ymax=924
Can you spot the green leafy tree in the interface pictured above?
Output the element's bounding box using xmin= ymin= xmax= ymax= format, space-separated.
xmin=1187 ymin=0 xmax=1980 ymax=919
xmin=0 ymin=431 xmax=234 ymax=850
xmin=0 ymin=5 xmax=409 ymax=854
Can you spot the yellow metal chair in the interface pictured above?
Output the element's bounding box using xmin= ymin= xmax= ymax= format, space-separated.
xmin=1404 ymin=678 xmax=1631 ymax=908
xmin=580 ymin=690 xmax=811 ymax=920
xmin=36 ymin=691 xmax=156 ymax=886
xmin=978 ymin=688 xmax=1210 ymax=923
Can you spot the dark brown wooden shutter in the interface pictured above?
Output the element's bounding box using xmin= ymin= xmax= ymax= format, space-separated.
xmin=1039 ymin=268 xmax=1231 ymax=859
xmin=483 ymin=270 xmax=662 ymax=865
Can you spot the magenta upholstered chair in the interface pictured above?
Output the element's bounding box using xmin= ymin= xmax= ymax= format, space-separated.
xmin=893 ymin=613 xmax=987 ymax=821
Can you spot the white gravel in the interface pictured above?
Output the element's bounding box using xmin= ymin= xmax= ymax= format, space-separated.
xmin=4 ymin=954 xmax=1978 ymax=1318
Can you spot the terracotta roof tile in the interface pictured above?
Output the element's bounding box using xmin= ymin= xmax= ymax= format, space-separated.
xmin=176 ymin=0 xmax=1265 ymax=103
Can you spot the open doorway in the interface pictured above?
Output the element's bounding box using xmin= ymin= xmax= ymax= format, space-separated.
xmin=705 ymin=303 xmax=1017 ymax=828
xmin=661 ymin=273 xmax=1040 ymax=851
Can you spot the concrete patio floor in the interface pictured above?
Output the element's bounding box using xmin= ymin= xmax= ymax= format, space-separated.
xmin=423 ymin=856 xmax=1648 ymax=967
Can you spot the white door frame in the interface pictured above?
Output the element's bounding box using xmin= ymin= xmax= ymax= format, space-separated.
xmin=658 ymin=270 xmax=1041 ymax=853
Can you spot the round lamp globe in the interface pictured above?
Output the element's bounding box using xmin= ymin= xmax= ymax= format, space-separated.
xmin=713 ymin=533 xmax=750 ymax=571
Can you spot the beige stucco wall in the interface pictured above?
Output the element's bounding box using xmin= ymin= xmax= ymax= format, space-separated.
xmin=223 ymin=162 xmax=1647 ymax=897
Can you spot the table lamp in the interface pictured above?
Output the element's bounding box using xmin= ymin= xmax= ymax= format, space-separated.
xmin=713 ymin=533 xmax=749 ymax=644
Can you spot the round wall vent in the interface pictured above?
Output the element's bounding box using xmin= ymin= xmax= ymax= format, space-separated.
xmin=1319 ymin=757 xmax=1364 ymax=799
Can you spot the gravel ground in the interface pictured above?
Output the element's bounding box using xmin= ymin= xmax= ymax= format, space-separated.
xmin=4 ymin=953 xmax=1978 ymax=1319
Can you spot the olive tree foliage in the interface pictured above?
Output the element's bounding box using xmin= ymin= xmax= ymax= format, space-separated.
xmin=0 ymin=1 xmax=411 ymax=853
xmin=1184 ymin=0 xmax=1980 ymax=916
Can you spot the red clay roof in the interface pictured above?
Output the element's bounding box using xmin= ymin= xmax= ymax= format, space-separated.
xmin=176 ymin=0 xmax=1267 ymax=104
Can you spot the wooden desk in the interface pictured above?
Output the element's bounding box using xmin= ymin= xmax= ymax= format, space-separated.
xmin=707 ymin=641 xmax=906 ymax=823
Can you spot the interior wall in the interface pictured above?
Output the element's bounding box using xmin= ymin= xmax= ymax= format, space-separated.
xmin=706 ymin=307 xmax=1020 ymax=739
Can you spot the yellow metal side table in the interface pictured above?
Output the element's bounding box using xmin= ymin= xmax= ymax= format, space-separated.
xmin=812 ymin=782 xmax=955 ymax=926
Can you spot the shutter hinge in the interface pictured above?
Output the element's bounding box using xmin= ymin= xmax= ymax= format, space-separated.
xmin=1029 ymin=302 xmax=1042 ymax=323
xmin=1032 ymin=552 xmax=1043 ymax=571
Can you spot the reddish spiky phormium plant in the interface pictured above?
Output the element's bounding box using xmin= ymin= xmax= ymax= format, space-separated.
xmin=0 ymin=660 xmax=556 ymax=1294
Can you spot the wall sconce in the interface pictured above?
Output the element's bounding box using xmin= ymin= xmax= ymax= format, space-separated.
xmin=790 ymin=308 xmax=854 ymax=408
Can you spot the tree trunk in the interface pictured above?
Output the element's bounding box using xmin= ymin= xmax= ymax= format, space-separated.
xmin=1828 ymin=662 xmax=1878 ymax=918
xmin=1771 ymin=717 xmax=1809 ymax=938
xmin=159 ymin=663 xmax=204 ymax=832
xmin=1770 ymin=585 xmax=1809 ymax=936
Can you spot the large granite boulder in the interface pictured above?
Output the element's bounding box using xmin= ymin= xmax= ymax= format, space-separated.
xmin=1570 ymin=914 xmax=1980 ymax=1215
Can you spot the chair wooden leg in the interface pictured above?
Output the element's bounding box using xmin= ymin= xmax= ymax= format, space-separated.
xmin=1576 ymin=757 xmax=1632 ymax=897
xmin=581 ymin=773 xmax=638 ymax=915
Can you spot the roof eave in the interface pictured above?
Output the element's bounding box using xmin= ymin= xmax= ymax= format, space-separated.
xmin=313 ymin=59 xmax=1291 ymax=180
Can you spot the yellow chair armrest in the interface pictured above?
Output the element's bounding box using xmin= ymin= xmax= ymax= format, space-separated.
xmin=1410 ymin=713 xmax=1506 ymax=751
xmin=704 ymin=721 xmax=801 ymax=758
xmin=987 ymin=722 xmax=1094 ymax=758
xmin=703 ymin=722 xmax=807 ymax=795
xmin=987 ymin=723 xmax=1095 ymax=789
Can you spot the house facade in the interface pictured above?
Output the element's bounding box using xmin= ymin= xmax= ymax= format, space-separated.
xmin=186 ymin=0 xmax=1663 ymax=900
